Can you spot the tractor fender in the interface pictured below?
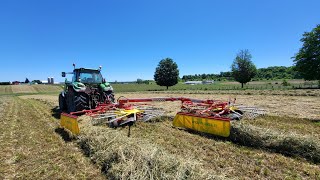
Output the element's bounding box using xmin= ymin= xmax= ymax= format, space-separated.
xmin=72 ymin=82 xmax=86 ymax=92
xmin=100 ymin=82 xmax=113 ymax=92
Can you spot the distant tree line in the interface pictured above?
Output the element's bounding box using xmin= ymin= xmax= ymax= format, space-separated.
xmin=181 ymin=66 xmax=301 ymax=82
xmin=0 ymin=78 xmax=43 ymax=85
xmin=136 ymin=78 xmax=151 ymax=84
xmin=255 ymin=66 xmax=301 ymax=80
xmin=0 ymin=82 xmax=11 ymax=85
xmin=182 ymin=72 xmax=233 ymax=81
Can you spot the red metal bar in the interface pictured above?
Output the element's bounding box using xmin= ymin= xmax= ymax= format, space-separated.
xmin=61 ymin=112 xmax=78 ymax=119
xmin=118 ymin=97 xmax=228 ymax=106
xmin=118 ymin=97 xmax=183 ymax=104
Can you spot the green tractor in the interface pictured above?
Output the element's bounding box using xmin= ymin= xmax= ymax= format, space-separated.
xmin=59 ymin=65 xmax=115 ymax=113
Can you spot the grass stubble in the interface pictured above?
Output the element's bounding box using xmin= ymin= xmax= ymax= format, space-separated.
xmin=0 ymin=97 xmax=104 ymax=179
xmin=15 ymin=93 xmax=320 ymax=179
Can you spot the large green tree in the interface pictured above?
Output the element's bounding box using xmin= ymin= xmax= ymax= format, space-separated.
xmin=294 ymin=24 xmax=320 ymax=85
xmin=231 ymin=49 xmax=257 ymax=88
xmin=154 ymin=58 xmax=179 ymax=89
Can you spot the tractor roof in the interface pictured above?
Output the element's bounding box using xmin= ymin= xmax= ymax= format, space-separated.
xmin=74 ymin=68 xmax=100 ymax=72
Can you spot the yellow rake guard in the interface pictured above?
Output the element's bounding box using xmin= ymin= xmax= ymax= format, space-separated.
xmin=60 ymin=113 xmax=80 ymax=135
xmin=60 ymin=109 xmax=141 ymax=135
xmin=173 ymin=112 xmax=231 ymax=137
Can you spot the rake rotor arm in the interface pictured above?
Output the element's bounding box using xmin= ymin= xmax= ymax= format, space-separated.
xmin=117 ymin=97 xmax=226 ymax=105
xmin=117 ymin=97 xmax=229 ymax=111
xmin=117 ymin=97 xmax=183 ymax=104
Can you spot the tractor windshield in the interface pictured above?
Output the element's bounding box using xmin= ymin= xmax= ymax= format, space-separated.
xmin=78 ymin=70 xmax=103 ymax=84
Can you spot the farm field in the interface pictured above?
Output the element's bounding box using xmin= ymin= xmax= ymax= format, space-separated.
xmin=111 ymin=79 xmax=319 ymax=92
xmin=0 ymin=96 xmax=104 ymax=179
xmin=24 ymin=91 xmax=320 ymax=120
xmin=0 ymin=85 xmax=62 ymax=95
xmin=1 ymin=81 xmax=319 ymax=95
xmin=11 ymin=90 xmax=320 ymax=179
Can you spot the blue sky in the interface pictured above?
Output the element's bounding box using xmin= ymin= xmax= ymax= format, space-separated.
xmin=0 ymin=0 xmax=319 ymax=82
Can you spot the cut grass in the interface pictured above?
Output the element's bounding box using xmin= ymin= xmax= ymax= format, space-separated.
xmin=240 ymin=116 xmax=320 ymax=140
xmin=0 ymin=86 xmax=12 ymax=94
xmin=11 ymin=85 xmax=37 ymax=93
xmin=77 ymin=117 xmax=220 ymax=179
xmin=0 ymin=85 xmax=62 ymax=96
xmin=19 ymin=94 xmax=320 ymax=179
xmin=0 ymin=97 xmax=104 ymax=179
xmin=111 ymin=81 xmax=320 ymax=93
xmin=122 ymin=120 xmax=320 ymax=179
xmin=230 ymin=122 xmax=320 ymax=164
xmin=32 ymin=85 xmax=62 ymax=92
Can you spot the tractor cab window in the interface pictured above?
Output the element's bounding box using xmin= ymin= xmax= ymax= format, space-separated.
xmin=78 ymin=71 xmax=103 ymax=84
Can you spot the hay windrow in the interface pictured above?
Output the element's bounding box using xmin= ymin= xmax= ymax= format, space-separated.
xmin=77 ymin=116 xmax=222 ymax=180
xmin=230 ymin=122 xmax=320 ymax=163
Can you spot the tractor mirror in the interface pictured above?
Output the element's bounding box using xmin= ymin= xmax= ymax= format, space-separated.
xmin=62 ymin=72 xmax=66 ymax=77
xmin=102 ymin=78 xmax=106 ymax=83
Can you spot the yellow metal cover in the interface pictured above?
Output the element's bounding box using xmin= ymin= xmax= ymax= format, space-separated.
xmin=173 ymin=113 xmax=230 ymax=137
xmin=60 ymin=113 xmax=80 ymax=135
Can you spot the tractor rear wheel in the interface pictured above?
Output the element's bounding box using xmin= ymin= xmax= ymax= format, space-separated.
xmin=59 ymin=93 xmax=67 ymax=112
xmin=66 ymin=91 xmax=76 ymax=113
xmin=66 ymin=91 xmax=89 ymax=113
xmin=74 ymin=93 xmax=89 ymax=111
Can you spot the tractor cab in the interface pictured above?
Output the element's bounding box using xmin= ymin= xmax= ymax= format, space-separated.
xmin=72 ymin=68 xmax=104 ymax=84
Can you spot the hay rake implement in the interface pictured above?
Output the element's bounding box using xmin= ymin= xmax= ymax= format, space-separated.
xmin=60 ymin=96 xmax=264 ymax=137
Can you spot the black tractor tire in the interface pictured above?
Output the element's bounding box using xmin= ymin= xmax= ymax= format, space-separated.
xmin=59 ymin=93 xmax=67 ymax=112
xmin=66 ymin=91 xmax=89 ymax=113
xmin=66 ymin=91 xmax=76 ymax=113
xmin=103 ymin=92 xmax=115 ymax=103
xmin=74 ymin=93 xmax=89 ymax=111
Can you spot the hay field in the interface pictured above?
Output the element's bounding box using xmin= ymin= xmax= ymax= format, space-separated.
xmin=25 ymin=91 xmax=320 ymax=119
xmin=0 ymin=85 xmax=62 ymax=94
xmin=32 ymin=85 xmax=63 ymax=92
xmin=0 ymin=96 xmax=104 ymax=179
xmin=18 ymin=91 xmax=320 ymax=179
xmin=11 ymin=85 xmax=38 ymax=93
xmin=0 ymin=86 xmax=12 ymax=94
